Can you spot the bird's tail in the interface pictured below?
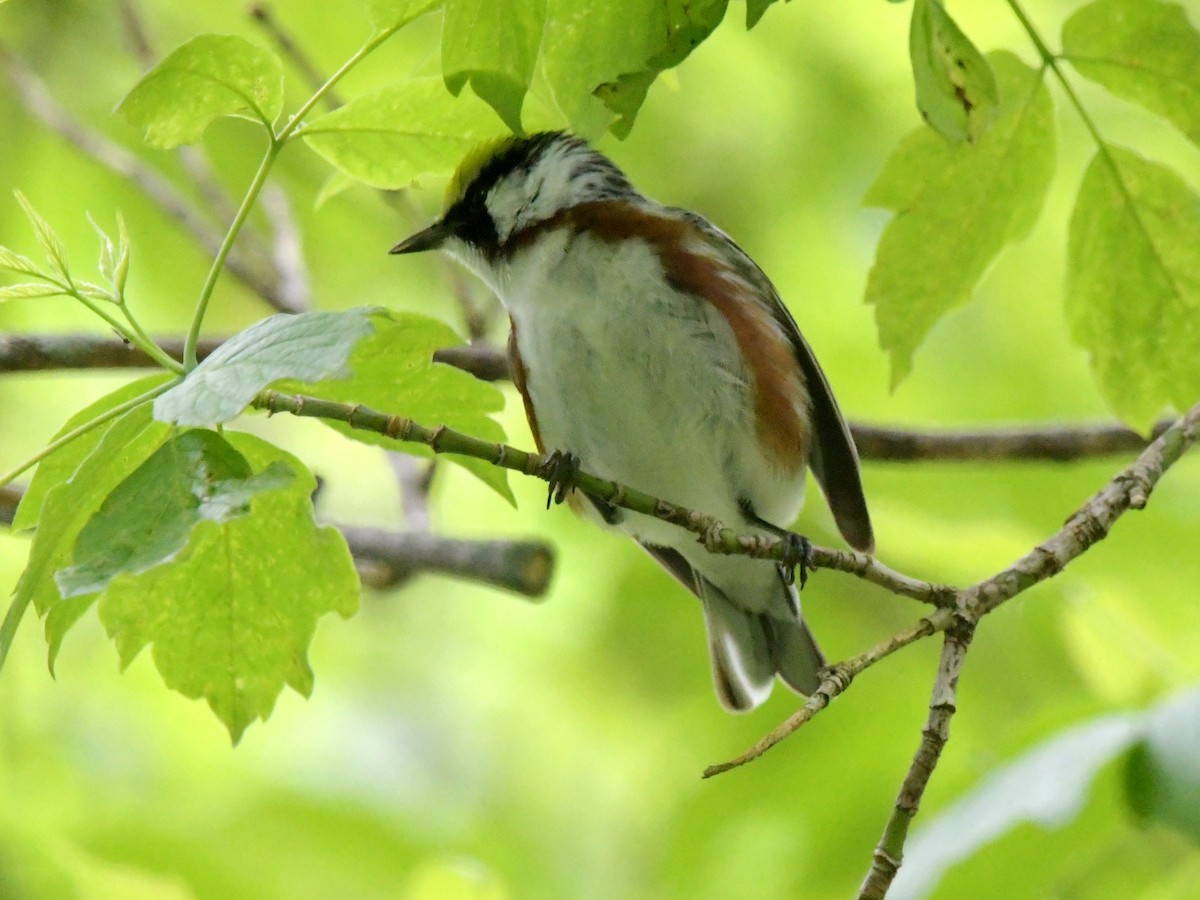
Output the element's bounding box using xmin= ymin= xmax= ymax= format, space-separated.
xmin=699 ymin=576 xmax=825 ymax=712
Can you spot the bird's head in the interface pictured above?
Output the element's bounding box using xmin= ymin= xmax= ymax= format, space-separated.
xmin=390 ymin=131 xmax=636 ymax=276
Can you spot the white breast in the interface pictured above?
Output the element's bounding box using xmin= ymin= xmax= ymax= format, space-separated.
xmin=495 ymin=229 xmax=807 ymax=550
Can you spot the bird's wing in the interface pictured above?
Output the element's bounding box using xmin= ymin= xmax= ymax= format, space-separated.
xmin=680 ymin=212 xmax=874 ymax=553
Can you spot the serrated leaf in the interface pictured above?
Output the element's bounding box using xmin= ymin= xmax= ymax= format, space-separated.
xmin=1124 ymin=689 xmax=1200 ymax=840
xmin=1067 ymin=147 xmax=1200 ymax=430
xmin=0 ymin=283 xmax=65 ymax=301
xmin=14 ymin=191 xmax=71 ymax=281
xmin=367 ymin=0 xmax=443 ymax=32
xmin=1063 ymin=0 xmax=1200 ymax=149
xmin=153 ymin=309 xmax=376 ymax=426
xmin=55 ymin=430 xmax=293 ymax=598
xmin=864 ymin=51 xmax=1055 ymax=387
xmin=442 ymin=0 xmax=547 ymax=133
xmin=12 ymin=375 xmax=173 ymax=533
xmin=891 ymin=714 xmax=1144 ymax=899
xmin=95 ymin=433 xmax=358 ymax=743
xmin=278 ymin=310 xmax=513 ymax=503
xmin=540 ymin=0 xmax=729 ymax=139
xmin=2 ymin=400 xmax=171 ymax=673
xmin=0 ymin=244 xmax=41 ymax=278
xmin=909 ymin=0 xmax=998 ymax=143
xmin=297 ymin=78 xmax=504 ymax=190
xmin=87 ymin=212 xmax=117 ymax=287
xmin=118 ymin=34 xmax=284 ymax=148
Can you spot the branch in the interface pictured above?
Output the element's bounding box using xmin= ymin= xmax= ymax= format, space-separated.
xmin=0 ymin=334 xmax=222 ymax=373
xmin=704 ymin=400 xmax=1200 ymax=775
xmin=338 ymin=525 xmax=552 ymax=596
xmin=0 ymin=333 xmax=1176 ymax=463
xmin=858 ymin=620 xmax=975 ymax=900
xmin=250 ymin=390 xmax=937 ymax=599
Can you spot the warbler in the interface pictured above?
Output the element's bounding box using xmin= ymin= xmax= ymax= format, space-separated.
xmin=392 ymin=132 xmax=873 ymax=711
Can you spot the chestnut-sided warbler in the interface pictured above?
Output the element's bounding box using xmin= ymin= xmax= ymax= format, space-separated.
xmin=392 ymin=132 xmax=873 ymax=711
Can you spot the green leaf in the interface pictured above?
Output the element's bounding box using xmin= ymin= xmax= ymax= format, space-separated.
xmin=153 ymin=309 xmax=377 ymax=426
xmin=540 ymin=0 xmax=729 ymax=138
xmin=1063 ymin=0 xmax=1200 ymax=149
xmin=442 ymin=0 xmax=547 ymax=133
xmin=55 ymin=430 xmax=293 ymax=598
xmin=367 ymin=0 xmax=443 ymax=32
xmin=14 ymin=191 xmax=70 ymax=281
xmin=279 ymin=311 xmax=513 ymax=503
xmin=892 ymin=714 xmax=1144 ymax=898
xmin=1066 ymin=147 xmax=1200 ymax=430
xmin=12 ymin=375 xmax=174 ymax=532
xmin=908 ymin=0 xmax=998 ymax=143
xmin=0 ymin=244 xmax=42 ymax=278
xmin=95 ymin=433 xmax=358 ymax=743
xmin=4 ymin=400 xmax=171 ymax=672
xmin=1124 ymin=689 xmax=1200 ymax=840
xmin=745 ymin=0 xmax=779 ymax=29
xmin=297 ymin=78 xmax=504 ymax=190
xmin=864 ymin=51 xmax=1055 ymax=387
xmin=0 ymin=283 xmax=65 ymax=301
xmin=118 ymin=34 xmax=284 ymax=148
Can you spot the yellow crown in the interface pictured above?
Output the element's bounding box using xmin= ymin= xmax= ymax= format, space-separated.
xmin=444 ymin=135 xmax=519 ymax=211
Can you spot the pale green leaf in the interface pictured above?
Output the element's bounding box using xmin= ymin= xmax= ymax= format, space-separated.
xmin=297 ymin=78 xmax=504 ymax=189
xmin=1066 ymin=147 xmax=1200 ymax=430
xmin=908 ymin=0 xmax=998 ymax=143
xmin=86 ymin=212 xmax=116 ymax=288
xmin=540 ymin=0 xmax=729 ymax=138
xmin=3 ymin=400 xmax=171 ymax=672
xmin=0 ymin=244 xmax=41 ymax=278
xmin=442 ymin=0 xmax=547 ymax=133
xmin=1124 ymin=689 xmax=1200 ymax=840
xmin=368 ymin=0 xmax=443 ymax=32
xmin=278 ymin=310 xmax=513 ymax=503
xmin=118 ymin=34 xmax=284 ymax=148
xmin=1063 ymin=0 xmax=1200 ymax=148
xmin=864 ymin=52 xmax=1055 ymax=387
xmin=153 ymin=309 xmax=377 ymax=426
xmin=0 ymin=283 xmax=64 ymax=301
xmin=12 ymin=375 xmax=173 ymax=533
xmin=14 ymin=191 xmax=70 ymax=280
xmin=55 ymin=430 xmax=293 ymax=598
xmin=96 ymin=433 xmax=358 ymax=743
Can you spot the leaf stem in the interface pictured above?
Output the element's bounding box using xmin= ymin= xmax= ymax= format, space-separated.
xmin=277 ymin=25 xmax=400 ymax=142
xmin=0 ymin=377 xmax=176 ymax=491
xmin=182 ymin=139 xmax=280 ymax=371
xmin=1003 ymin=0 xmax=1111 ymax=162
xmin=181 ymin=24 xmax=405 ymax=371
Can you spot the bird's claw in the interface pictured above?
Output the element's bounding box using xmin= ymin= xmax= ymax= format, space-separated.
xmin=779 ymin=532 xmax=813 ymax=590
xmin=541 ymin=450 xmax=581 ymax=509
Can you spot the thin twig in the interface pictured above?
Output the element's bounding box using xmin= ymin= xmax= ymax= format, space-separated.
xmin=858 ymin=621 xmax=975 ymax=899
xmin=702 ymin=608 xmax=958 ymax=777
xmin=0 ymin=334 xmax=222 ymax=372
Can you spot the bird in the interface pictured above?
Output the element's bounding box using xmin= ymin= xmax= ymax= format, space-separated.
xmin=391 ymin=131 xmax=873 ymax=712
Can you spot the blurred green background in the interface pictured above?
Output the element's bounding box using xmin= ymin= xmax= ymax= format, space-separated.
xmin=2 ymin=1 xmax=1199 ymax=897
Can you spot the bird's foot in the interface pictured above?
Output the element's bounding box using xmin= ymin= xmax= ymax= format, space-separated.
xmin=541 ymin=450 xmax=581 ymax=509
xmin=778 ymin=532 xmax=814 ymax=590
